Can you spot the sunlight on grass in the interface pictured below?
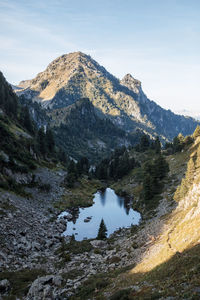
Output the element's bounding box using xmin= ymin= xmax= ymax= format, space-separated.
xmin=128 ymin=139 xmax=200 ymax=275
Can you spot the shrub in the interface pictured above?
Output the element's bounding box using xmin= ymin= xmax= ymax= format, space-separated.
xmin=110 ymin=288 xmax=131 ymax=300
xmin=94 ymin=248 xmax=102 ymax=254
xmin=62 ymin=253 xmax=71 ymax=262
xmin=108 ymin=256 xmax=121 ymax=264
xmin=38 ymin=183 xmax=51 ymax=192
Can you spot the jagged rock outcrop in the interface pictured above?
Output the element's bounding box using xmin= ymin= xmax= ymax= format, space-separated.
xmin=121 ymin=73 xmax=142 ymax=95
xmin=15 ymin=52 xmax=199 ymax=141
xmin=27 ymin=275 xmax=62 ymax=300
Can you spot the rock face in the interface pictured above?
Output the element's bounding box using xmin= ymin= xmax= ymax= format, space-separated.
xmin=16 ymin=51 xmax=199 ymax=141
xmin=27 ymin=275 xmax=62 ymax=300
xmin=121 ymin=73 xmax=142 ymax=95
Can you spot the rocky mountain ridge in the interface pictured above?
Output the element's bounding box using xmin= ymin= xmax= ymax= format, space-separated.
xmin=176 ymin=109 xmax=200 ymax=120
xmin=16 ymin=51 xmax=199 ymax=141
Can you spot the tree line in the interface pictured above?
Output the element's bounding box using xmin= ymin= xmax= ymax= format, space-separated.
xmin=95 ymin=146 xmax=138 ymax=180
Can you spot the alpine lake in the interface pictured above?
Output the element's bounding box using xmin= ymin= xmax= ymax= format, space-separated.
xmin=59 ymin=188 xmax=141 ymax=241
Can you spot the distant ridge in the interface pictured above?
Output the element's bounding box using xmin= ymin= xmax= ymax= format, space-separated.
xmin=175 ymin=109 xmax=200 ymax=121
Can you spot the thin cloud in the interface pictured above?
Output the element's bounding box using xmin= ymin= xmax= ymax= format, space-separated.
xmin=0 ymin=14 xmax=76 ymax=50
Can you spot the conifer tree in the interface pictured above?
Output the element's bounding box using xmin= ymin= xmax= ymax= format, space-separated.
xmin=140 ymin=134 xmax=150 ymax=151
xmin=22 ymin=106 xmax=34 ymax=134
xmin=79 ymin=156 xmax=89 ymax=174
xmin=155 ymin=154 xmax=169 ymax=180
xmin=143 ymin=174 xmax=153 ymax=201
xmin=97 ymin=219 xmax=107 ymax=239
xmin=37 ymin=127 xmax=47 ymax=155
xmin=68 ymin=160 xmax=77 ymax=175
xmin=173 ymin=136 xmax=183 ymax=152
xmin=193 ymin=125 xmax=200 ymax=139
xmin=109 ymin=161 xmax=115 ymax=178
xmin=65 ymin=160 xmax=78 ymax=188
xmin=46 ymin=128 xmax=55 ymax=152
xmin=154 ymin=136 xmax=161 ymax=154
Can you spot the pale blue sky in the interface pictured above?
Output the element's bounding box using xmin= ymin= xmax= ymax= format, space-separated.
xmin=0 ymin=0 xmax=200 ymax=111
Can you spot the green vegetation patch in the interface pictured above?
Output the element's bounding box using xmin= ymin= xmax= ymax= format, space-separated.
xmin=0 ymin=177 xmax=32 ymax=198
xmin=0 ymin=269 xmax=46 ymax=299
xmin=70 ymin=273 xmax=110 ymax=300
xmin=61 ymin=269 xmax=85 ymax=281
xmin=55 ymin=178 xmax=103 ymax=209
xmin=110 ymin=288 xmax=132 ymax=300
xmin=55 ymin=238 xmax=93 ymax=256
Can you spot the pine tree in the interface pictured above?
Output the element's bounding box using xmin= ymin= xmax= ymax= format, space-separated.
xmin=143 ymin=173 xmax=154 ymax=201
xmin=96 ymin=159 xmax=108 ymax=180
xmin=37 ymin=127 xmax=47 ymax=155
xmin=97 ymin=219 xmax=107 ymax=239
xmin=65 ymin=160 xmax=78 ymax=188
xmin=22 ymin=106 xmax=34 ymax=134
xmin=173 ymin=136 xmax=183 ymax=152
xmin=193 ymin=125 xmax=200 ymax=139
xmin=68 ymin=160 xmax=76 ymax=173
xmin=154 ymin=136 xmax=161 ymax=154
xmin=140 ymin=134 xmax=150 ymax=151
xmin=174 ymin=156 xmax=196 ymax=201
xmin=109 ymin=161 xmax=115 ymax=178
xmin=184 ymin=135 xmax=193 ymax=146
xmin=155 ymin=155 xmax=169 ymax=180
xmin=79 ymin=156 xmax=89 ymax=174
xmin=58 ymin=150 xmax=68 ymax=165
xmin=46 ymin=128 xmax=55 ymax=153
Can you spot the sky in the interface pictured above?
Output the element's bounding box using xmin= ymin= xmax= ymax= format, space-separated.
xmin=0 ymin=0 xmax=200 ymax=112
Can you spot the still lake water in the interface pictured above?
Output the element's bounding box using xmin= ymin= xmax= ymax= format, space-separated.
xmin=62 ymin=188 xmax=141 ymax=241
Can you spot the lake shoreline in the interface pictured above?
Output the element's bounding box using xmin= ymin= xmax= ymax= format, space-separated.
xmin=59 ymin=188 xmax=141 ymax=241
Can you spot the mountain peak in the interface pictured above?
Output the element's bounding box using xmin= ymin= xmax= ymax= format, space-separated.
xmin=46 ymin=51 xmax=91 ymax=70
xmin=15 ymin=53 xmax=199 ymax=141
xmin=17 ymin=51 xmax=114 ymax=105
xmin=121 ymin=74 xmax=141 ymax=94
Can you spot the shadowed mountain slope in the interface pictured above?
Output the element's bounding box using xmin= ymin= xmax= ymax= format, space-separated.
xmin=48 ymin=98 xmax=141 ymax=162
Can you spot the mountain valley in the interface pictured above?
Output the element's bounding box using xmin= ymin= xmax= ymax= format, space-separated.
xmin=1 ymin=52 xmax=200 ymax=300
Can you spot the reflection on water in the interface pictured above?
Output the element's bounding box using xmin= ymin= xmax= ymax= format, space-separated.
xmin=117 ymin=195 xmax=123 ymax=208
xmin=99 ymin=190 xmax=106 ymax=206
xmin=62 ymin=188 xmax=141 ymax=241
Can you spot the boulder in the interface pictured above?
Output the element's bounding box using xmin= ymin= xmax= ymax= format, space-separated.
xmin=31 ymin=241 xmax=42 ymax=251
xmin=0 ymin=151 xmax=9 ymax=163
xmin=84 ymin=218 xmax=90 ymax=222
xmin=0 ymin=279 xmax=10 ymax=294
xmin=65 ymin=213 xmax=73 ymax=221
xmin=27 ymin=275 xmax=62 ymax=299
xmin=90 ymin=240 xmax=107 ymax=248
xmin=58 ymin=212 xmax=73 ymax=221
